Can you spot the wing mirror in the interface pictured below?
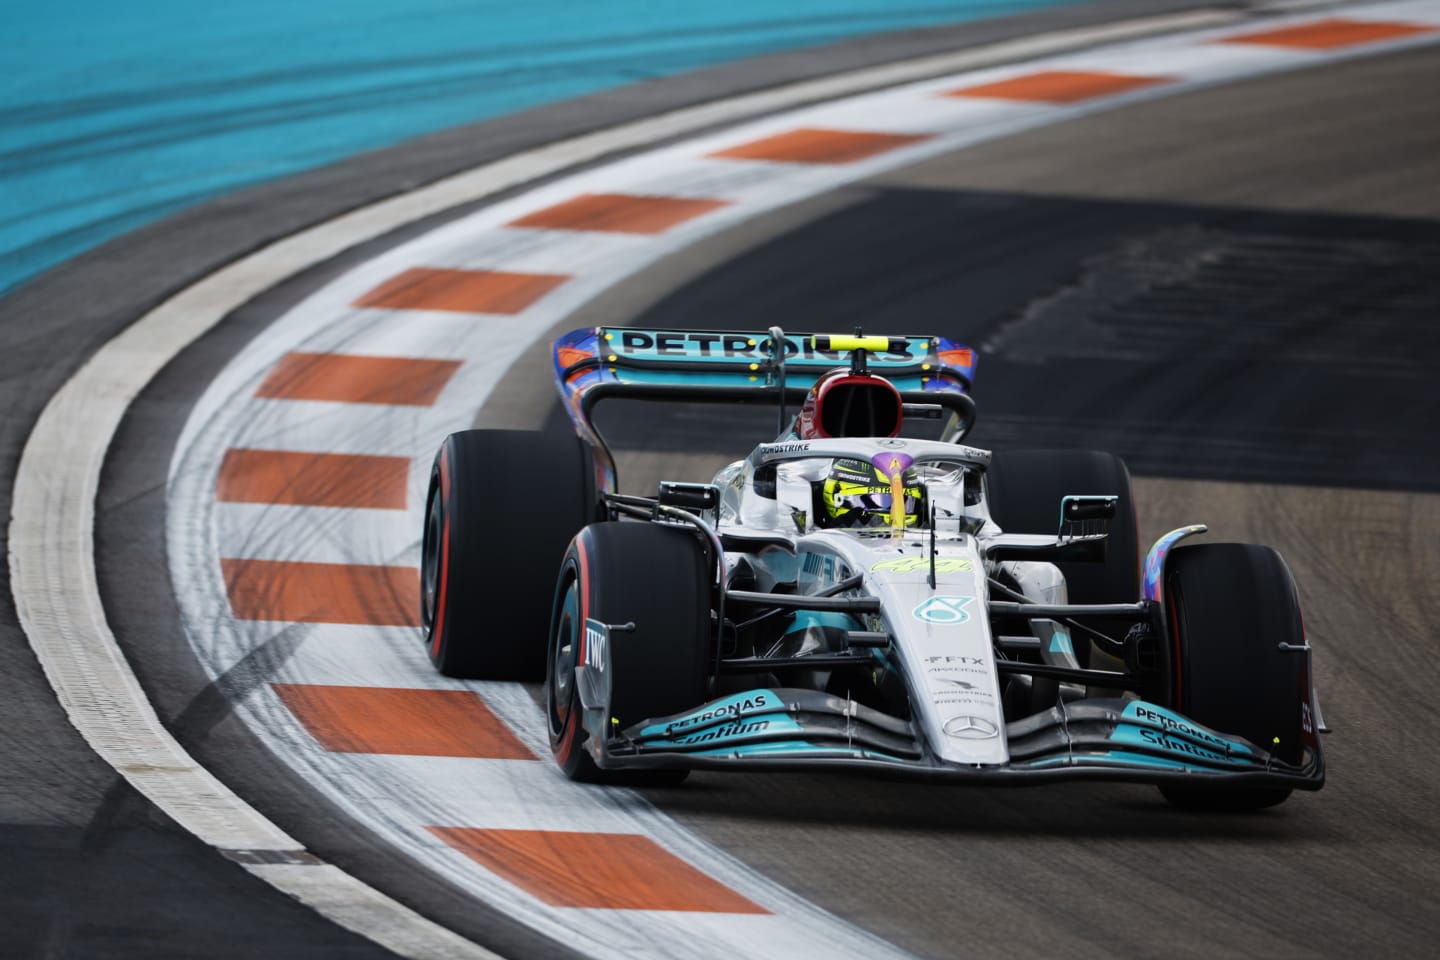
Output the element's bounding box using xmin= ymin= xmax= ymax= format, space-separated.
xmin=1059 ymin=495 xmax=1117 ymax=542
xmin=658 ymin=481 xmax=721 ymax=527
xmin=984 ymin=495 xmax=1119 ymax=564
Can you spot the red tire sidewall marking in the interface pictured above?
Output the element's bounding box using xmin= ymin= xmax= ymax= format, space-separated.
xmin=554 ymin=533 xmax=591 ymax=766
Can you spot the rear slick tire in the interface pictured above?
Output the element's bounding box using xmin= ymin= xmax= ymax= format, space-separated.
xmin=1157 ymin=543 xmax=1307 ymax=811
xmin=547 ymin=522 xmax=710 ymax=785
xmin=985 ymin=448 xmax=1140 ymax=666
xmin=420 ymin=429 xmax=593 ymax=680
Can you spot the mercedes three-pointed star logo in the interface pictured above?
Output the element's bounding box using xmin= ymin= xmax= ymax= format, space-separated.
xmin=943 ymin=714 xmax=999 ymax=739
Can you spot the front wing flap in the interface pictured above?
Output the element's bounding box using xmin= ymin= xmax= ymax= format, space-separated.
xmin=610 ymin=689 xmax=922 ymax=762
xmin=592 ymin=688 xmax=1323 ymax=789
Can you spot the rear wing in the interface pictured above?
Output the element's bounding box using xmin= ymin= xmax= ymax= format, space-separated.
xmin=551 ymin=325 xmax=978 ymax=493
xmin=556 ymin=327 xmax=974 ymax=387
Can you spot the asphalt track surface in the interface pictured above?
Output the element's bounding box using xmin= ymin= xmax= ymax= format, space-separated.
xmin=3 ymin=6 xmax=1438 ymax=960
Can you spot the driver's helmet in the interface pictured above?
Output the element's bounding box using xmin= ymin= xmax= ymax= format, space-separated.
xmin=819 ymin=457 xmax=925 ymax=528
xmin=796 ymin=369 xmax=902 ymax=440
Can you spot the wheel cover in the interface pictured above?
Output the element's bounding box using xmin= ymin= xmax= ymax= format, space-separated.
xmin=548 ymin=580 xmax=579 ymax=741
xmin=420 ymin=485 xmax=443 ymax=631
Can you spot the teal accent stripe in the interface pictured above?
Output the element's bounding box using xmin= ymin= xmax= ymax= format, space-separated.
xmin=691 ymin=740 xmax=904 ymax=761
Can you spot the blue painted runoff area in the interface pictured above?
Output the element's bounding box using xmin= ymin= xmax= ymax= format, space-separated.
xmin=2 ymin=1 xmax=1083 ymax=296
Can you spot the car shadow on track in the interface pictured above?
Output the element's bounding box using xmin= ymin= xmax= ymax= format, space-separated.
xmin=636 ymin=771 xmax=1333 ymax=842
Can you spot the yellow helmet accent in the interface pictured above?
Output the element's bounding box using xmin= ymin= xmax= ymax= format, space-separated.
xmin=821 ymin=460 xmax=923 ymax=528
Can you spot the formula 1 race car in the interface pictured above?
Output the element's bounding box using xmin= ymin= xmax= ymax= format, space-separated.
xmin=420 ymin=326 xmax=1326 ymax=809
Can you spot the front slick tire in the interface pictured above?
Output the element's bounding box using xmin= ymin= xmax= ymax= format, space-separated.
xmin=421 ymin=429 xmax=592 ymax=680
xmin=547 ymin=522 xmax=710 ymax=786
xmin=1159 ymin=543 xmax=1307 ymax=811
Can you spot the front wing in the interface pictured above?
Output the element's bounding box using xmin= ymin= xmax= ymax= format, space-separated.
xmin=583 ymin=686 xmax=1324 ymax=790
